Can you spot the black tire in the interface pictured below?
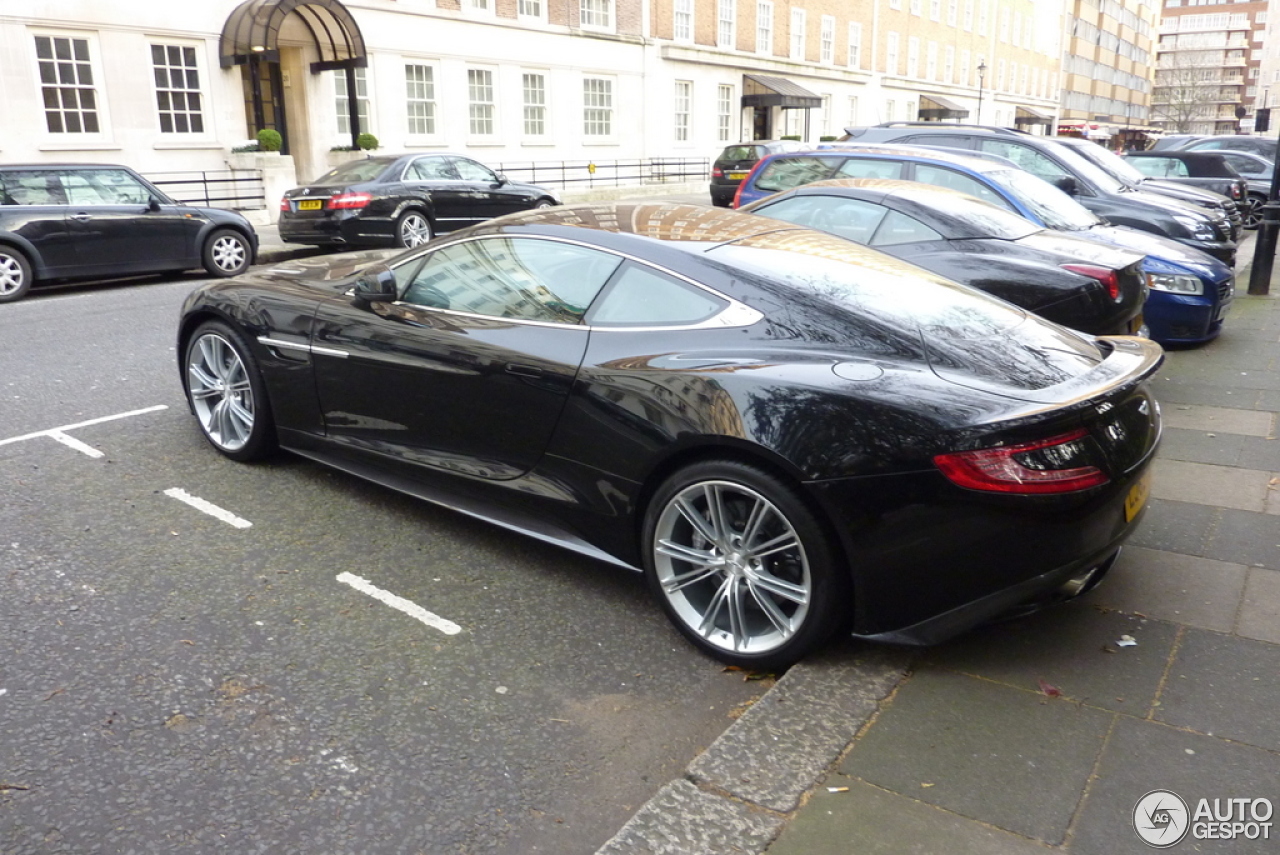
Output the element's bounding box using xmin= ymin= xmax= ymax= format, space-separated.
xmin=641 ymin=460 xmax=849 ymax=669
xmin=395 ymin=210 xmax=433 ymax=248
xmin=0 ymin=246 xmax=33 ymax=303
xmin=1244 ymin=194 xmax=1266 ymax=230
xmin=202 ymin=229 xmax=252 ymax=277
xmin=534 ymin=198 xmax=557 ymax=209
xmin=182 ymin=320 xmax=276 ymax=461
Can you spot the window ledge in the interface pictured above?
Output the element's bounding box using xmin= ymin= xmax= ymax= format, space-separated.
xmin=38 ymin=142 xmax=122 ymax=152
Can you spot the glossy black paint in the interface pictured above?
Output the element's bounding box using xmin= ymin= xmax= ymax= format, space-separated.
xmin=742 ymin=179 xmax=1146 ymax=335
xmin=0 ymin=163 xmax=258 ymax=293
xmin=179 ymin=203 xmax=1164 ymax=646
xmin=278 ymin=153 xmax=560 ymax=247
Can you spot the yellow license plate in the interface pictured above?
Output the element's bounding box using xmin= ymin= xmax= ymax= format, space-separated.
xmin=298 ymin=199 xmax=324 ymax=211
xmin=728 ymin=171 xmax=748 ymax=179
xmin=1124 ymin=470 xmax=1152 ymax=522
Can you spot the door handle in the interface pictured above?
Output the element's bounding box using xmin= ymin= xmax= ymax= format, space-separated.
xmin=70 ymin=212 xmax=92 ymax=221
xmin=504 ymin=363 xmax=543 ymax=378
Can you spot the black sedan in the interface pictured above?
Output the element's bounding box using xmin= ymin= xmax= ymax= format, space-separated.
xmin=278 ymin=153 xmax=560 ymax=249
xmin=179 ymin=203 xmax=1163 ymax=667
xmin=742 ymin=179 xmax=1147 ymax=336
xmin=0 ymin=163 xmax=257 ymax=303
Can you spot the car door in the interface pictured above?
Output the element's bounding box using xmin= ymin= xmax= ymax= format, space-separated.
xmin=401 ymin=155 xmax=469 ymax=231
xmin=310 ymin=235 xmax=622 ymax=479
xmin=62 ymin=167 xmax=195 ymax=275
xmin=450 ymin=156 xmax=522 ymax=220
xmin=0 ymin=169 xmax=79 ymax=276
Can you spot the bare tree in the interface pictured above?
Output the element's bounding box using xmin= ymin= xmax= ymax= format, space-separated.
xmin=1152 ymin=49 xmax=1225 ymax=133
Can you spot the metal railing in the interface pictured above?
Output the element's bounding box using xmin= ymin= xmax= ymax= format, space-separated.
xmin=492 ymin=157 xmax=709 ymax=190
xmin=146 ymin=169 xmax=267 ymax=211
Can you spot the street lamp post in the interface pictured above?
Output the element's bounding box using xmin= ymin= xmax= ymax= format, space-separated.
xmin=976 ymin=60 xmax=987 ymax=125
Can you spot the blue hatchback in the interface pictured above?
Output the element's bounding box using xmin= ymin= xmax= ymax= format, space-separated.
xmin=735 ymin=146 xmax=1234 ymax=345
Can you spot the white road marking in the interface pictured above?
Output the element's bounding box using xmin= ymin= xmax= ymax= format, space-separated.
xmin=336 ymin=572 xmax=462 ymax=636
xmin=163 ymin=488 xmax=253 ymax=529
xmin=0 ymin=405 xmax=169 ymax=451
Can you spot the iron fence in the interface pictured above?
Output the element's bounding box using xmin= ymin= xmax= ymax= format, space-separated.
xmin=146 ymin=169 xmax=267 ymax=211
xmin=492 ymin=157 xmax=710 ymax=190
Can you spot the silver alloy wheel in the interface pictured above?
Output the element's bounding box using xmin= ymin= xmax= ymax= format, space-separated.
xmin=209 ymin=234 xmax=247 ymax=274
xmin=652 ymin=479 xmax=812 ymax=656
xmin=399 ymin=213 xmax=432 ymax=247
xmin=534 ymin=199 xmax=555 ymax=209
xmin=1245 ymin=196 xmax=1265 ymax=229
xmin=187 ymin=332 xmax=255 ymax=452
xmin=0 ymin=253 xmax=25 ymax=297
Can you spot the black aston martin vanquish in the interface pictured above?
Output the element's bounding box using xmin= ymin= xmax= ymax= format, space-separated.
xmin=178 ymin=203 xmax=1163 ymax=667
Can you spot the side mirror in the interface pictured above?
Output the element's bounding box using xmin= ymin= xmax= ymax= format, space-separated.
xmin=1053 ymin=176 xmax=1079 ymax=195
xmin=495 ymin=172 xmax=509 ymax=187
xmin=351 ymin=267 xmax=398 ymax=303
xmin=148 ymin=196 xmax=162 ymax=212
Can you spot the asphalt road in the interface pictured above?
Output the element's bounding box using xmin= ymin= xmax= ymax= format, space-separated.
xmin=0 ymin=263 xmax=766 ymax=854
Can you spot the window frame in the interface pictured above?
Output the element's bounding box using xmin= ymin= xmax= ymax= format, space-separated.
xmin=466 ymin=66 xmax=498 ymax=139
xmin=756 ymin=0 xmax=773 ymax=54
xmin=404 ymin=61 xmax=439 ymax=140
xmin=521 ymin=71 xmax=549 ymax=141
xmin=150 ymin=42 xmax=207 ymax=137
xmin=582 ymin=75 xmax=615 ymax=142
xmin=33 ymin=32 xmax=107 ymax=140
xmin=580 ymin=0 xmax=614 ymax=31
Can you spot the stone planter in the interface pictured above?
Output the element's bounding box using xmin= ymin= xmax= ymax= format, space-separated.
xmin=225 ymin=151 xmax=297 ymax=225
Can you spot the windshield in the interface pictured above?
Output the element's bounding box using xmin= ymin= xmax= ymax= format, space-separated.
xmin=1050 ymin=143 xmax=1128 ymax=193
xmin=986 ymin=169 xmax=1103 ymax=231
xmin=1064 ymin=142 xmax=1147 ymax=186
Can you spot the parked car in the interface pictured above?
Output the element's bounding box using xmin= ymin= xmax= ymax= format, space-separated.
xmin=709 ymin=140 xmax=806 ymax=207
xmin=278 ymin=153 xmax=560 ymax=249
xmin=734 ymin=145 xmax=1234 ymax=345
xmin=1124 ymin=151 xmax=1259 ymax=227
xmin=1152 ymin=134 xmax=1279 ymax=161
xmin=1053 ymin=136 xmax=1244 ymax=237
xmin=178 ymin=202 xmax=1162 ymax=667
xmin=742 ymin=179 xmax=1147 ymax=336
xmin=833 ymin=124 xmax=1238 ymax=264
xmin=0 ymin=162 xmax=257 ymax=303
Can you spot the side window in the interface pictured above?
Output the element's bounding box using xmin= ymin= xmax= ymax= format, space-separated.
xmin=979 ymin=141 xmax=1069 ymax=182
xmin=1222 ymin=154 xmax=1264 ymax=178
xmin=899 ymin=133 xmax=973 ymax=149
xmin=1 ymin=171 xmax=66 ymax=205
xmin=835 ymin=158 xmax=904 ymax=179
xmin=869 ymin=210 xmax=942 ymax=246
xmin=911 ymin=164 xmax=1009 ymax=207
xmin=752 ymin=157 xmax=837 ymax=192
xmin=1127 ymin=158 xmax=1174 ymax=178
xmin=407 ymin=157 xmax=457 ymax=180
xmin=451 ymin=157 xmax=499 ymax=183
xmin=396 ymin=237 xmax=621 ymax=324
xmin=752 ymin=195 xmax=888 ymax=245
xmin=589 ymin=262 xmax=726 ymax=326
xmin=64 ymin=169 xmax=153 ymax=205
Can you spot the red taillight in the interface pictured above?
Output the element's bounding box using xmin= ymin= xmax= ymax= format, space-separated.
xmin=933 ymin=429 xmax=1109 ymax=494
xmin=280 ymin=197 xmax=290 ymax=212
xmin=1062 ymin=263 xmax=1121 ymax=302
xmin=329 ymin=192 xmax=372 ymax=210
xmin=1231 ymin=184 xmax=1243 ymax=199
xmin=712 ymin=166 xmax=724 ymax=178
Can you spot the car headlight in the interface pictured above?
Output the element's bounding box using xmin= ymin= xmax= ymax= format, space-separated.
xmin=1146 ymin=272 xmax=1204 ymax=295
xmin=1173 ymin=214 xmax=1216 ymax=241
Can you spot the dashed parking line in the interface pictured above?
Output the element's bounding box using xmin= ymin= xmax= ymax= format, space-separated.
xmin=163 ymin=488 xmax=253 ymax=529
xmin=0 ymin=405 xmax=168 ymax=457
xmin=336 ymin=572 xmax=462 ymax=635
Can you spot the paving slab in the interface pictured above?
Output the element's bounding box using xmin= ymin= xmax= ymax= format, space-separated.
xmin=1126 ymin=499 xmax=1217 ymax=555
xmin=1154 ymin=628 xmax=1280 ymax=753
xmin=838 ymin=670 xmax=1112 ymax=844
xmin=920 ymin=603 xmax=1177 ymax=715
xmin=1158 ymin=405 xmax=1274 ymax=437
xmin=1237 ymin=435 xmax=1280 ymax=471
xmin=1236 ymin=567 xmax=1280 ymax=644
xmin=1082 ymin=547 xmax=1247 ymax=633
xmin=1202 ymin=507 xmax=1280 ymax=570
xmin=1068 ymin=717 xmax=1279 ymax=855
xmin=1151 ymin=377 xmax=1264 ymax=410
xmin=1156 ymin=428 xmax=1245 ymax=467
xmin=594 ymin=779 xmax=784 ymax=855
xmin=764 ymin=779 xmax=1047 ymax=855
xmin=1151 ymin=459 xmax=1273 ymax=512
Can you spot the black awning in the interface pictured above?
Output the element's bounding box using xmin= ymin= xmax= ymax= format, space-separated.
xmin=917 ymin=94 xmax=970 ymax=120
xmin=741 ymin=74 xmax=822 ymax=109
xmin=1015 ymin=105 xmax=1054 ymax=126
xmin=220 ymin=0 xmax=367 ymax=70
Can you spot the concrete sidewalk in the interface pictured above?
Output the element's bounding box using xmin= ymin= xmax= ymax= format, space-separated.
xmin=598 ymin=235 xmax=1280 ymax=855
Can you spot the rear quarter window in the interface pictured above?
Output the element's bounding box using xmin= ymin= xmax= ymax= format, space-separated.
xmin=752 ymin=157 xmax=837 ymax=193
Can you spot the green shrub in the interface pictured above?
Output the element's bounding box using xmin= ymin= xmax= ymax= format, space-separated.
xmin=256 ymin=129 xmax=283 ymax=152
xmin=356 ymin=133 xmax=379 ymax=151
xmin=780 ymin=135 xmax=802 ymax=141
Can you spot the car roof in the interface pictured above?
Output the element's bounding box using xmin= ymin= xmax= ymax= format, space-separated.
xmin=0 ymin=163 xmax=142 ymax=171
xmin=765 ymin=144 xmax=1011 ymax=174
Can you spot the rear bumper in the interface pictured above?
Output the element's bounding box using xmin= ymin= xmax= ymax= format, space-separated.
xmin=278 ymin=211 xmax=395 ymax=247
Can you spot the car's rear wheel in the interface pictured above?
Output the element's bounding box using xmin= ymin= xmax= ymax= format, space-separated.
xmin=183 ymin=320 xmax=276 ymax=461
xmin=642 ymin=460 xmax=849 ymax=669
xmin=203 ymin=229 xmax=252 ymax=277
xmin=0 ymin=246 xmax=33 ymax=303
xmin=396 ymin=211 xmax=433 ymax=247
xmin=1244 ymin=194 xmax=1266 ymax=229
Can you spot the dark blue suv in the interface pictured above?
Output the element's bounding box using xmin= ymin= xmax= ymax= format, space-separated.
xmin=734 ymin=145 xmax=1234 ymax=345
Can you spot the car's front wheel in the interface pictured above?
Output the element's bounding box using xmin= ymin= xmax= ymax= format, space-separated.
xmin=203 ymin=229 xmax=252 ymax=277
xmin=183 ymin=321 xmax=276 ymax=461
xmin=396 ymin=211 xmax=433 ymax=247
xmin=1244 ymin=194 xmax=1266 ymax=229
xmin=534 ymin=198 xmax=556 ymax=209
xmin=642 ymin=460 xmax=849 ymax=669
xmin=0 ymin=246 xmax=33 ymax=303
